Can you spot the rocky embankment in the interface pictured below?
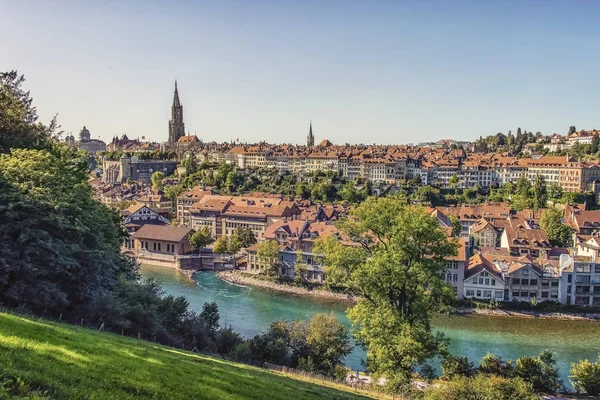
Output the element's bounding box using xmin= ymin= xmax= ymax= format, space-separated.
xmin=456 ymin=307 xmax=600 ymax=321
xmin=216 ymin=271 xmax=356 ymax=303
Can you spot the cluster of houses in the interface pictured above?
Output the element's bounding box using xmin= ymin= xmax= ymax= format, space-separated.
xmin=166 ymin=131 xmax=600 ymax=193
xmin=106 ymin=181 xmax=600 ymax=307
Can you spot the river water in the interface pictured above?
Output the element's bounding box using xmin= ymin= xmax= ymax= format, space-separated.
xmin=141 ymin=265 xmax=600 ymax=384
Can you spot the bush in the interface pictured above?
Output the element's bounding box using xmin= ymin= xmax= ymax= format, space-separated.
xmin=513 ymin=350 xmax=562 ymax=393
xmin=569 ymin=355 xmax=600 ymax=396
xmin=423 ymin=374 xmax=536 ymax=400
xmin=478 ymin=353 xmax=514 ymax=377
xmin=215 ymin=327 xmax=244 ymax=356
xmin=441 ymin=354 xmax=475 ymax=379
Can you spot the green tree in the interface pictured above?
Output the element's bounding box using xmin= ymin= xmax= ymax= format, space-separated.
xmin=213 ymin=236 xmax=229 ymax=255
xmin=189 ymin=227 xmax=215 ymax=252
xmin=448 ymin=174 xmax=459 ymax=188
xmin=227 ymin=234 xmax=243 ymax=255
xmin=318 ymin=198 xmax=458 ymax=390
xmin=232 ymin=227 xmax=257 ymax=248
xmin=569 ymin=125 xmax=577 ymax=135
xmin=151 ymin=171 xmax=164 ymax=189
xmin=269 ymin=313 xmax=352 ymax=377
xmin=570 ymin=355 xmax=600 ymax=396
xmin=516 ymin=174 xmax=531 ymax=196
xmin=592 ymin=134 xmax=600 ymax=154
xmin=295 ymin=182 xmax=311 ymax=199
xmin=478 ymin=353 xmax=514 ymax=377
xmin=200 ymin=301 xmax=220 ymax=336
xmin=540 ymin=208 xmax=572 ymax=247
xmin=513 ymin=350 xmax=562 ymax=393
xmin=441 ymin=355 xmax=475 ymax=379
xmin=532 ymin=174 xmax=547 ymax=209
xmin=164 ymin=184 xmax=184 ymax=200
xmin=256 ymin=239 xmax=281 ymax=276
xmin=449 ymin=215 xmax=462 ymax=237
xmin=547 ymin=183 xmax=563 ymax=200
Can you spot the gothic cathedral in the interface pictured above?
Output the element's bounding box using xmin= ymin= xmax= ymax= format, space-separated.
xmin=168 ymin=80 xmax=185 ymax=144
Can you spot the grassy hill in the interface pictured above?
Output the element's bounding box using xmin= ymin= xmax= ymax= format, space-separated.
xmin=0 ymin=312 xmax=377 ymax=400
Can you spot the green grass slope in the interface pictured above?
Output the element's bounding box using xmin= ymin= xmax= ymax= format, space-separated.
xmin=0 ymin=312 xmax=375 ymax=400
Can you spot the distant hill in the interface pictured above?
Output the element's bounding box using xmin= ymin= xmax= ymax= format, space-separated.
xmin=0 ymin=312 xmax=377 ymax=400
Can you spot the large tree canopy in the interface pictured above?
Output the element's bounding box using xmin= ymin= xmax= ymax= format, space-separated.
xmin=315 ymin=197 xmax=458 ymax=390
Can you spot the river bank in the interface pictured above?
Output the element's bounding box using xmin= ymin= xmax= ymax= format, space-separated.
xmin=216 ymin=270 xmax=357 ymax=303
xmin=216 ymin=270 xmax=600 ymax=321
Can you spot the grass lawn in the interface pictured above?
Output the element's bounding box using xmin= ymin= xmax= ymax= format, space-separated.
xmin=0 ymin=312 xmax=377 ymax=399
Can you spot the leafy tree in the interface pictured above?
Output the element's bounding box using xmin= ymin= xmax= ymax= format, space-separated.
xmin=513 ymin=350 xmax=562 ymax=393
xmin=212 ymin=236 xmax=229 ymax=255
xmin=232 ymin=227 xmax=257 ymax=248
xmin=410 ymin=174 xmax=422 ymax=186
xmin=151 ymin=171 xmax=164 ymax=189
xmin=318 ymin=198 xmax=458 ymax=389
xmin=215 ymin=326 xmax=244 ymax=355
xmin=478 ymin=353 xmax=514 ymax=377
xmin=516 ymin=174 xmax=531 ymax=196
xmin=295 ymin=182 xmax=311 ymax=199
xmin=256 ymin=239 xmax=281 ymax=276
xmin=227 ymin=234 xmax=243 ymax=255
xmin=569 ymin=125 xmax=577 ymax=135
xmin=338 ymin=181 xmax=364 ymax=204
xmin=547 ymin=183 xmax=563 ymax=200
xmin=423 ymin=374 xmax=536 ymax=400
xmin=189 ymin=227 xmax=215 ymax=252
xmin=269 ymin=313 xmax=352 ymax=377
xmin=415 ymin=185 xmax=442 ymax=205
xmin=532 ymin=174 xmax=547 ymax=209
xmin=570 ymin=355 xmax=600 ymax=396
xmin=0 ymin=71 xmax=53 ymax=154
xmin=592 ymin=134 xmax=599 ymax=154
xmin=164 ymin=184 xmax=184 ymax=200
xmin=449 ymin=215 xmax=462 ymax=237
xmin=448 ymin=174 xmax=459 ymax=188
xmin=441 ymin=355 xmax=475 ymax=379
xmin=540 ymin=208 xmax=572 ymax=247
xmin=200 ymin=301 xmax=220 ymax=336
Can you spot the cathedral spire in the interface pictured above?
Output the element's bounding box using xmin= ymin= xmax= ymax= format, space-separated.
xmin=169 ymin=80 xmax=185 ymax=144
xmin=307 ymin=120 xmax=315 ymax=147
xmin=173 ymin=80 xmax=181 ymax=108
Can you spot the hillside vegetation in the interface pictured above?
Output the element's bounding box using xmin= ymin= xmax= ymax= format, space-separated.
xmin=0 ymin=312 xmax=375 ymax=400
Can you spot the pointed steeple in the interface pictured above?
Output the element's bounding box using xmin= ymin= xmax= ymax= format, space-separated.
xmin=173 ymin=80 xmax=181 ymax=107
xmin=307 ymin=120 xmax=315 ymax=147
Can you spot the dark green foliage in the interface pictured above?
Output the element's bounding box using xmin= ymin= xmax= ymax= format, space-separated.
xmin=441 ymin=354 xmax=475 ymax=379
xmin=423 ymin=374 xmax=536 ymax=400
xmin=478 ymin=353 xmax=514 ymax=377
xmin=540 ymin=208 xmax=572 ymax=247
xmin=513 ymin=350 xmax=562 ymax=393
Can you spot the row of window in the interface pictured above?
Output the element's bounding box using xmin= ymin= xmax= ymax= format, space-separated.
xmin=140 ymin=241 xmax=176 ymax=253
xmin=465 ymin=289 xmax=503 ymax=299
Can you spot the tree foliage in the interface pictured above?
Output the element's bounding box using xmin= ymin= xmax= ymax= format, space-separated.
xmin=540 ymin=208 xmax=572 ymax=247
xmin=532 ymin=174 xmax=547 ymax=210
xmin=189 ymin=227 xmax=215 ymax=250
xmin=151 ymin=171 xmax=164 ymax=189
xmin=423 ymin=374 xmax=536 ymax=400
xmin=317 ymin=197 xmax=458 ymax=389
xmin=569 ymin=355 xmax=600 ymax=396
xmin=256 ymin=240 xmax=281 ymax=276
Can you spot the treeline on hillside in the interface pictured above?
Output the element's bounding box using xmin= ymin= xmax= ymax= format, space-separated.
xmin=0 ymin=71 xmax=229 ymax=353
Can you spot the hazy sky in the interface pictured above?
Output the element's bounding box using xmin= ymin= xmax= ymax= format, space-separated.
xmin=3 ymin=0 xmax=600 ymax=145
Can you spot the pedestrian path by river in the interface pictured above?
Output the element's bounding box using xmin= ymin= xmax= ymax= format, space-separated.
xmin=141 ymin=265 xmax=600 ymax=386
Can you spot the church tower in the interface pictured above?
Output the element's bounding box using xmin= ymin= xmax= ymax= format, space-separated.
xmin=307 ymin=120 xmax=315 ymax=147
xmin=168 ymin=80 xmax=186 ymax=144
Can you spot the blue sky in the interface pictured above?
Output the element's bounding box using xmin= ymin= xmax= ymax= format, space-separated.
xmin=2 ymin=0 xmax=600 ymax=145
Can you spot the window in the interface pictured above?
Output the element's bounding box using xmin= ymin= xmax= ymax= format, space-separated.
xmin=466 ymin=290 xmax=475 ymax=297
xmin=521 ymin=291 xmax=529 ymax=297
xmin=495 ymin=291 xmax=503 ymax=299
xmin=530 ymin=292 xmax=537 ymax=298
xmin=479 ymin=277 xmax=484 ymax=284
xmin=521 ymin=279 xmax=529 ymax=286
xmin=483 ymin=290 xmax=492 ymax=298
xmin=476 ymin=290 xmax=482 ymax=297
xmin=530 ymin=279 xmax=538 ymax=286
xmin=542 ymin=279 xmax=549 ymax=287
xmin=153 ymin=242 xmax=156 ymax=251
xmin=513 ymin=278 xmax=520 ymax=285
xmin=576 ymin=275 xmax=591 ymax=284
xmin=551 ymin=281 xmax=559 ymax=287
xmin=472 ymin=279 xmax=478 ymax=285
xmin=512 ymin=291 xmax=519 ymax=297
xmin=446 ymin=274 xmax=452 ymax=283
xmin=453 ymin=274 xmax=458 ymax=282
xmin=157 ymin=243 xmax=161 ymax=252
xmin=568 ymin=274 xmax=572 ymax=283
xmin=491 ymin=279 xmax=496 ymax=286
xmin=541 ymin=291 xmax=549 ymax=298
xmin=522 ymin=269 xmax=529 ymax=276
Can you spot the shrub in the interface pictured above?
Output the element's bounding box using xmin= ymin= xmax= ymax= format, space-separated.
xmin=423 ymin=374 xmax=536 ymax=400
xmin=478 ymin=353 xmax=513 ymax=377
xmin=441 ymin=354 xmax=475 ymax=379
xmin=215 ymin=327 xmax=244 ymax=355
xmin=513 ymin=350 xmax=562 ymax=393
xmin=569 ymin=355 xmax=600 ymax=396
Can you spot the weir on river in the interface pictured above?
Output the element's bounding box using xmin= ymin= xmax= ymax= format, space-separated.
xmin=141 ymin=265 xmax=600 ymax=385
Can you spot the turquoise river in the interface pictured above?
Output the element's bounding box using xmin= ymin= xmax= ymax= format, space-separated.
xmin=141 ymin=265 xmax=600 ymax=384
